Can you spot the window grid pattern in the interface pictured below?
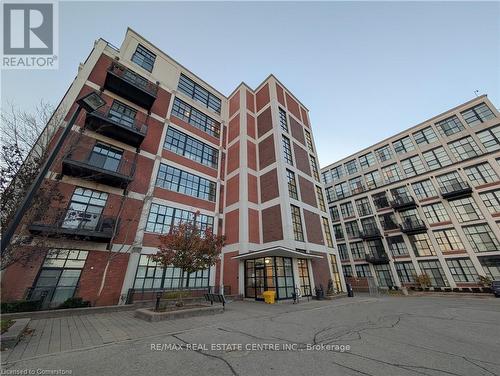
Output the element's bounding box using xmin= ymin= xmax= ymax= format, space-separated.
xmin=393 ymin=136 xmax=415 ymax=154
xmin=401 ymin=155 xmax=426 ymax=177
xmin=286 ymin=170 xmax=298 ymax=199
xmin=350 ymin=242 xmax=365 ymax=259
xmin=304 ymin=130 xmax=314 ymax=152
xmin=355 ymin=197 xmax=372 ymax=217
xmin=449 ymin=197 xmax=483 ymax=222
xmin=412 ymin=180 xmax=437 ymax=200
xmin=279 ymin=108 xmax=288 ymax=132
xmin=446 ymin=258 xmax=478 ymax=283
xmin=359 ymin=153 xmax=375 ymax=170
xmin=418 ymin=260 xmax=448 ymax=287
xmin=355 ymin=264 xmax=372 ymax=277
xmin=171 ymin=97 xmax=220 ymax=138
xmin=322 ymin=217 xmax=334 ymax=247
xmin=460 ymin=103 xmax=495 ymax=126
xmin=131 ymin=44 xmax=156 ymax=72
xmin=164 ymin=127 xmax=218 ymax=169
xmin=282 ymin=136 xmax=293 ymax=165
xmin=448 ymin=136 xmax=481 ymax=161
xmin=435 ymin=116 xmax=464 ymax=137
xmin=395 ymin=262 xmax=416 ymax=283
xmin=409 ymin=233 xmax=435 ymax=257
xmin=310 ymin=155 xmax=320 ymax=181
xmin=423 ymin=147 xmax=452 ymax=170
xmin=464 ymin=163 xmax=498 ymax=186
xmin=422 ymin=203 xmax=450 ymax=224
xmin=382 ymin=163 xmax=402 ymax=183
xmin=433 ymin=229 xmax=464 ymax=252
xmin=340 ymin=202 xmax=355 ymax=219
xmin=477 ymin=126 xmax=500 ymax=152
xmin=316 ymin=186 xmax=326 ymax=212
xmin=146 ymin=203 xmax=214 ymax=234
xmin=375 ymin=145 xmax=393 ymax=163
xmin=479 ymin=190 xmax=500 ymax=214
xmin=387 ymin=236 xmax=409 ymax=256
xmin=291 ymin=205 xmax=304 ymax=241
xmin=413 ymin=126 xmax=438 ymax=145
xmin=463 ymin=224 xmax=500 ymax=252
xmin=178 ymin=74 xmax=221 ymax=114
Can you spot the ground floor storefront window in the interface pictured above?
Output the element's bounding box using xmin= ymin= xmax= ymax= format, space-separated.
xmin=244 ymin=257 xmax=295 ymax=300
xmin=374 ymin=264 xmax=394 ymax=288
xmin=133 ymin=254 xmax=209 ymax=289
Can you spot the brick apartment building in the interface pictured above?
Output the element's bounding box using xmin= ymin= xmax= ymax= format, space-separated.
xmin=1 ymin=28 xmax=345 ymax=308
xmin=321 ymin=96 xmax=500 ymax=291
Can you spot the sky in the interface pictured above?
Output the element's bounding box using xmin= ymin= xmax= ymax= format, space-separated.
xmin=1 ymin=1 xmax=499 ymax=168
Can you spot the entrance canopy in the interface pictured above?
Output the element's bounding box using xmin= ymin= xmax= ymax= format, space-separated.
xmin=231 ymin=246 xmax=324 ymax=260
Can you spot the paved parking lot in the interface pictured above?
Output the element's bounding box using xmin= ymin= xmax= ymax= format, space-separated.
xmin=2 ymin=295 xmax=499 ymax=375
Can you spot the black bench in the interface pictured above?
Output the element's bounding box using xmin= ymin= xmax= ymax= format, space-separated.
xmin=204 ymin=293 xmax=226 ymax=308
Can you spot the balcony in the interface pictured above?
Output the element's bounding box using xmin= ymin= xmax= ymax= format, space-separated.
xmin=365 ymin=252 xmax=390 ymax=264
xmin=84 ymin=105 xmax=148 ymax=147
xmin=440 ymin=181 xmax=473 ymax=200
xmin=359 ymin=225 xmax=382 ymax=239
xmin=61 ymin=147 xmax=135 ymax=188
xmin=390 ymin=195 xmax=417 ymax=211
xmin=400 ymin=217 xmax=427 ymax=235
xmin=104 ymin=61 xmax=158 ymax=110
xmin=29 ymin=208 xmax=117 ymax=242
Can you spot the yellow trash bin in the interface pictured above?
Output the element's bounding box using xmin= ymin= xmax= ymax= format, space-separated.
xmin=263 ymin=291 xmax=276 ymax=304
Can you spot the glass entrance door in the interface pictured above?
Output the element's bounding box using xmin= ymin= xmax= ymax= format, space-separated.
xmin=245 ymin=257 xmax=295 ymax=300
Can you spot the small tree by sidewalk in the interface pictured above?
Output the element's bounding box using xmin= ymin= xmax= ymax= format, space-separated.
xmin=414 ymin=273 xmax=431 ymax=289
xmin=150 ymin=215 xmax=225 ymax=308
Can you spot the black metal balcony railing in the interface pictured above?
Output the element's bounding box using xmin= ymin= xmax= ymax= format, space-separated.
xmin=62 ymin=146 xmax=135 ymax=188
xmin=440 ymin=181 xmax=473 ymax=200
xmin=399 ymin=217 xmax=427 ymax=234
xmin=365 ymin=252 xmax=390 ymax=264
xmin=29 ymin=207 xmax=117 ymax=242
xmin=104 ymin=61 xmax=158 ymax=110
xmin=85 ymin=105 xmax=148 ymax=147
xmin=373 ymin=198 xmax=390 ymax=210
xmin=359 ymin=225 xmax=382 ymax=239
xmin=390 ymin=195 xmax=417 ymax=211
xmin=381 ymin=220 xmax=399 ymax=231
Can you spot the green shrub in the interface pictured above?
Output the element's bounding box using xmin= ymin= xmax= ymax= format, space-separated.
xmin=58 ymin=297 xmax=91 ymax=309
xmin=1 ymin=300 xmax=42 ymax=313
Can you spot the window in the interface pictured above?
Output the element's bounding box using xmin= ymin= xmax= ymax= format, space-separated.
xmin=418 ymin=260 xmax=448 ymax=287
xmin=343 ymin=265 xmax=353 ymax=278
xmin=361 ymin=217 xmax=378 ymax=233
xmin=400 ymin=155 xmax=426 ymax=177
xmin=379 ymin=213 xmax=398 ymax=230
xmin=461 ymin=103 xmax=495 ymax=126
xmin=332 ymin=224 xmax=344 ymax=240
xmin=422 ymin=203 xmax=450 ymax=224
xmin=316 ymin=186 xmax=326 ymax=212
xmin=310 ymin=155 xmax=320 ymax=181
xmin=409 ymin=233 xmax=435 ymax=257
xmin=359 ymin=152 xmax=375 ymax=170
xmin=387 ymin=236 xmax=409 ymax=256
xmin=448 ymin=136 xmax=481 ymax=161
xmin=463 ymin=224 xmax=500 ymax=252
xmin=344 ymin=221 xmax=360 ymax=239
xmin=433 ymin=229 xmax=464 ymax=252
xmin=449 ymin=197 xmax=483 ymax=222
xmin=286 ymin=170 xmax=298 ymax=199
xmin=413 ymin=126 xmax=438 ymax=145
xmin=393 ymin=136 xmax=415 ymax=154
xmin=423 ymin=147 xmax=452 ymax=170
xmin=395 ymin=262 xmax=416 ymax=283
xmin=355 ymin=264 xmax=372 ymax=277
xmin=62 ymin=188 xmax=108 ymax=231
xmin=108 ymin=100 xmax=137 ymax=128
xmin=164 ymin=127 xmax=218 ymax=168
xmin=322 ymin=171 xmax=333 ymax=184
xmin=134 ymin=255 xmax=209 ymax=290
xmin=479 ymin=257 xmax=500 ymax=280
xmin=279 ymin=108 xmax=288 ymax=132
xmin=365 ymin=170 xmax=382 ymax=189
xmin=355 ymin=197 xmax=372 ymax=216
xmin=345 ymin=159 xmax=358 ymax=175
xmin=282 ymin=136 xmax=293 ymax=165
xmin=375 ymin=145 xmax=393 ymax=163
xmin=335 ymin=182 xmax=350 ymax=199
xmin=412 ymin=180 xmax=437 ymax=200
xmin=435 ymin=116 xmax=464 ymax=137
xmin=88 ymin=143 xmax=123 ymax=172
xmin=350 ymin=242 xmax=365 ymax=259
xmin=322 ymin=217 xmax=334 ymax=247
xmin=329 ymin=254 xmax=343 ymax=292
xmin=349 ymin=176 xmax=365 ymax=195
xmin=372 ymin=192 xmax=389 ymax=209
xmin=374 ymin=264 xmax=394 ymax=287
xmin=331 ymin=165 xmax=344 ymax=180
xmin=446 ymin=258 xmax=478 ymax=283
xmin=382 ymin=163 xmax=402 ymax=183
xmin=330 ymin=206 xmax=340 ymax=222
xmin=156 ymin=163 xmax=216 ymax=202
xmin=171 ymin=97 xmax=220 ymax=138
xmin=464 ymin=162 xmax=498 ymax=186
xmin=391 ymin=185 xmax=410 ymax=201
xmin=338 ymin=244 xmax=349 ymax=260
xmin=436 ymin=171 xmax=465 ymax=192
xmin=477 ymin=126 xmax=500 ymax=152
xmin=326 ymin=187 xmax=336 ymax=203
xmin=340 ymin=201 xmax=355 ymax=219
xmin=304 ymin=130 xmax=314 ymax=152
xmin=480 ymin=190 xmax=500 ymax=214
xmin=146 ymin=203 xmax=214 ymax=234
xmin=131 ymin=44 xmax=156 ymax=72
xmin=297 ymin=259 xmax=312 ymax=296
xmin=178 ymin=74 xmax=221 ymax=114
xmin=291 ymin=205 xmax=304 ymax=241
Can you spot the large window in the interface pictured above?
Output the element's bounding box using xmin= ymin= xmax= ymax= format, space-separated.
xmin=413 ymin=126 xmax=438 ymax=145
xmin=355 ymin=264 xmax=372 ymax=277
xmin=387 ymin=236 xmax=409 ymax=256
xmin=375 ymin=145 xmax=393 ymax=163
xmin=343 ymin=265 xmax=353 ymax=278
xmin=316 ymin=186 xmax=326 ymax=212
xmin=464 ymin=162 xmax=498 ymax=186
xmin=448 ymin=136 xmax=481 ymax=161
xmin=374 ymin=264 xmax=394 ymax=287
xmin=340 ymin=202 xmax=355 ymax=218
xmin=345 ymin=159 xmax=358 ymax=175
xmin=433 ymin=229 xmax=464 ymax=252
xmin=171 ymin=97 xmax=220 ymax=138
xmin=108 ymin=100 xmax=137 ymax=128
xmin=332 ymin=224 xmax=344 ymax=240
xmin=322 ymin=217 xmax=334 ymax=247
xmin=146 ymin=203 xmax=214 ymax=234
xmin=463 ymin=224 xmax=500 ymax=253
xmin=365 ymin=170 xmax=382 ymax=189
xmin=131 ymin=44 xmax=156 ymax=72
xmin=435 ymin=116 xmax=464 ymax=137
xmin=379 ymin=213 xmax=398 ymax=230
xmin=133 ymin=254 xmax=209 ymax=290
xmin=178 ymin=74 xmax=221 ymax=114
xmin=279 ymin=108 xmax=288 ymax=132
xmin=477 ymin=126 xmax=500 ymax=152
xmin=393 ymin=136 xmax=415 ymax=155
xmin=62 ymin=188 xmax=108 ymax=231
xmin=88 ymin=143 xmax=123 ymax=172
xmin=359 ymin=152 xmax=375 ymax=170
xmin=331 ymin=165 xmax=344 ymax=180
xmin=282 ymin=136 xmax=293 ymax=165
xmin=412 ymin=180 xmax=437 ymax=200
xmin=156 ymin=163 xmax=216 ymax=202
xmin=423 ymin=147 xmax=452 ymax=170
xmin=422 ymin=202 xmax=450 ymax=224
xmin=338 ymin=244 xmax=349 ymax=260
xmin=372 ymin=192 xmax=389 ymax=209
xmin=349 ymin=176 xmax=364 ymax=195
xmin=329 ymin=254 xmax=343 ymax=292
xmin=350 ymin=242 xmax=365 ymax=259
xmin=344 ymin=220 xmax=360 ymax=239
xmin=310 ymin=155 xmax=320 ymax=181
xmin=418 ymin=260 xmax=448 ymax=287
xmin=460 ymin=103 xmax=495 ymax=126
xmin=291 ymin=205 xmax=304 ymax=241
xmin=409 ymin=233 xmax=435 ymax=257
xmin=449 ymin=197 xmax=483 ymax=222
xmin=381 ymin=163 xmax=402 ymax=183
xmin=479 ymin=190 xmax=500 ymax=214
xmin=335 ymin=182 xmax=350 ymax=199
xmin=326 ymin=187 xmax=336 ymax=203
xmin=355 ymin=197 xmax=372 ymax=216
xmin=330 ymin=206 xmax=340 ymax=222
xmin=286 ymin=170 xmax=298 ymax=199
xmin=401 ymin=155 xmax=426 ymax=177
xmin=395 ymin=262 xmax=416 ymax=283
xmin=304 ymin=130 xmax=314 ymax=152
xmin=297 ymin=259 xmax=312 ymax=296
xmin=446 ymin=258 xmax=478 ymax=283
xmin=164 ymin=127 xmax=218 ymax=168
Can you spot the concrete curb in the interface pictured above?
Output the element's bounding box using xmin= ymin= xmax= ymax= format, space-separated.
xmin=1 ymin=318 xmax=30 ymax=350
xmin=135 ymin=305 xmax=224 ymax=322
xmin=1 ymin=304 xmax=136 ymax=320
